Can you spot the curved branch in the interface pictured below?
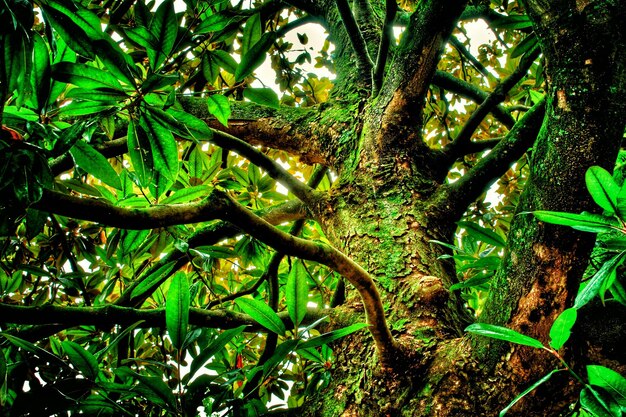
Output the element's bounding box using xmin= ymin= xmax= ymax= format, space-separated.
xmin=32 ymin=188 xmax=226 ymax=229
xmin=432 ymin=71 xmax=515 ymax=128
xmin=372 ymin=0 xmax=397 ymax=96
xmin=449 ymin=35 xmax=490 ymax=79
xmin=440 ymin=99 xmax=546 ymax=219
xmin=211 ymin=190 xmax=397 ymax=366
xmin=50 ymin=137 xmax=127 ymax=176
xmin=334 ymin=0 xmax=373 ymax=83
xmin=0 ymin=303 xmax=327 ymax=332
xmin=443 ymin=47 xmax=541 ymax=160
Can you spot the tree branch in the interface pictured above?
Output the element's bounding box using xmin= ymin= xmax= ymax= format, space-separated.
xmin=334 ymin=0 xmax=373 ymax=84
xmin=441 ymin=99 xmax=546 ymax=219
xmin=0 ymin=303 xmax=326 ymax=331
xmin=443 ymin=47 xmax=541 ymax=160
xmin=432 ymin=71 xmax=516 ymax=128
xmin=449 ymin=35 xmax=491 ymax=79
xmin=372 ymin=0 xmax=397 ymax=96
xmin=50 ymin=137 xmax=127 ymax=176
xmin=210 ymin=190 xmax=397 ymax=366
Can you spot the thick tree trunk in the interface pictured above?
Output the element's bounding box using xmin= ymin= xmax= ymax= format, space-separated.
xmin=297 ymin=1 xmax=626 ymax=416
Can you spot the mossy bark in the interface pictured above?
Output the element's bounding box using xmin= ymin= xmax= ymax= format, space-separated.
xmin=293 ymin=1 xmax=626 ymax=416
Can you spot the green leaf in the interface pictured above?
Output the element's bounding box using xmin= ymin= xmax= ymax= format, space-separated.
xmin=39 ymin=2 xmax=100 ymax=59
xmin=160 ymin=185 xmax=211 ymax=204
xmin=491 ymin=15 xmax=533 ymax=29
xmin=449 ymin=273 xmax=493 ymax=291
xmin=286 ymin=260 xmax=309 ymax=328
xmin=207 ymin=95 xmax=231 ymax=127
xmin=235 ymin=31 xmax=277 ymax=82
xmin=62 ymin=340 xmax=100 ymax=381
xmin=574 ymin=252 xmax=626 ymax=309
xmin=140 ymin=112 xmax=179 ymax=182
xmin=130 ymin=261 xmax=178 ymax=300
xmin=465 ymin=323 xmax=545 ymax=349
xmin=166 ymin=272 xmax=190 ymax=350
xmin=127 ymin=120 xmax=153 ymax=187
xmin=297 ymin=323 xmax=369 ymax=350
xmin=212 ymin=50 xmax=238 ymax=74
xmin=235 ymin=298 xmax=286 ymax=336
xmin=243 ymin=87 xmax=280 ymax=109
xmin=194 ymin=12 xmax=242 ymax=34
xmin=587 ymin=365 xmax=626 ymax=409
xmin=580 ymin=386 xmax=622 ymax=417
xmin=549 ymin=308 xmax=577 ymax=350
xmin=118 ymin=229 xmax=151 ymax=260
xmin=262 ymin=339 xmax=299 ymax=376
xmin=52 ymin=62 xmax=124 ymax=91
xmin=141 ymin=73 xmax=179 ymax=93
xmin=65 ymin=88 xmax=128 ymax=102
xmin=457 ymin=221 xmax=506 ymax=247
xmin=499 ymin=369 xmax=562 ymax=416
xmin=532 ymin=211 xmax=619 ymax=233
xmin=166 ymin=109 xmax=214 ymax=141
xmin=115 ymin=367 xmax=176 ymax=410
xmin=96 ymin=321 xmax=145 ymax=361
xmin=511 ymin=33 xmax=538 ymax=59
xmin=1 ymin=333 xmax=67 ymax=368
xmin=30 ymin=35 xmax=51 ymax=112
xmin=241 ymin=13 xmax=261 ymax=55
xmin=586 ymin=166 xmax=620 ymax=215
xmin=57 ymin=101 xmax=116 ymax=117
xmin=187 ymin=325 xmax=247 ymax=382
xmin=149 ymin=0 xmax=177 ymax=70
xmin=69 ymin=140 xmax=122 ymax=190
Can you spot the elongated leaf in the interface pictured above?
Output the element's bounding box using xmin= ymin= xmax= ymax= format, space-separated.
xmin=39 ymin=2 xmax=99 ymax=59
xmin=127 ymin=120 xmax=153 ymax=187
xmin=587 ymin=365 xmax=626 ymax=409
xmin=262 ymin=339 xmax=299 ymax=376
xmin=297 ymin=323 xmax=369 ymax=350
xmin=286 ymin=260 xmax=309 ymax=328
xmin=581 ymin=386 xmax=622 ymax=417
xmin=491 ymin=15 xmax=533 ymax=29
xmin=115 ymin=367 xmax=176 ymax=410
xmin=499 ymin=369 xmax=562 ymax=416
xmin=118 ymin=229 xmax=150 ymax=258
xmin=30 ymin=35 xmax=51 ymax=112
xmin=166 ymin=272 xmax=190 ymax=350
xmin=586 ymin=166 xmax=620 ymax=215
xmin=187 ymin=325 xmax=247 ymax=381
xmin=1 ymin=334 xmax=67 ymax=368
xmin=194 ymin=12 xmax=243 ymax=34
xmin=235 ymin=298 xmax=286 ymax=336
xmin=549 ymin=308 xmax=577 ymax=350
xmin=52 ymin=62 xmax=123 ymax=91
xmin=241 ymin=13 xmax=261 ymax=55
xmin=70 ymin=140 xmax=122 ymax=190
xmin=140 ymin=112 xmax=179 ymax=182
xmin=96 ymin=321 xmax=145 ymax=361
xmin=533 ymin=211 xmax=619 ymax=233
xmin=62 ymin=340 xmax=100 ymax=381
xmin=58 ymin=101 xmax=116 ymax=117
xmin=65 ymin=88 xmax=128 ymax=102
xmin=166 ymin=109 xmax=214 ymax=141
xmin=575 ymin=252 xmax=626 ymax=309
xmin=465 ymin=323 xmax=545 ymax=349
xmin=149 ymin=0 xmax=177 ymax=70
xmin=511 ymin=33 xmax=538 ymax=59
xmin=449 ymin=273 xmax=493 ymax=291
xmin=207 ymin=95 xmax=231 ymax=127
xmin=235 ymin=31 xmax=277 ymax=82
xmin=130 ymin=260 xmax=178 ymax=299
xmin=243 ymin=87 xmax=279 ymax=109
xmin=160 ymin=185 xmax=211 ymax=204
xmin=212 ymin=50 xmax=238 ymax=74
xmin=457 ymin=221 xmax=506 ymax=247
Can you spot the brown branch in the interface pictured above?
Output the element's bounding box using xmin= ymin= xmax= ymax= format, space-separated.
xmin=432 ymin=71 xmax=516 ymax=128
xmin=443 ymin=46 xmax=541 ymax=160
xmin=211 ymin=190 xmax=398 ymax=366
xmin=334 ymin=0 xmax=373 ymax=83
xmin=0 ymin=303 xmax=326 ymax=332
xmin=441 ymin=99 xmax=546 ymax=219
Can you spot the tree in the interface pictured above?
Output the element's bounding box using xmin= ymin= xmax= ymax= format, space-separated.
xmin=0 ymin=0 xmax=625 ymax=415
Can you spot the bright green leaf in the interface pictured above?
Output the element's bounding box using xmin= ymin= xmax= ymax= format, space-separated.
xmin=549 ymin=308 xmax=577 ymax=350
xmin=149 ymin=0 xmax=177 ymax=70
xmin=207 ymin=95 xmax=231 ymax=127
xmin=235 ymin=31 xmax=277 ymax=82
xmin=243 ymin=87 xmax=280 ymax=109
xmin=499 ymin=369 xmax=563 ymax=416
xmin=166 ymin=272 xmax=190 ymax=350
xmin=286 ymin=260 xmax=309 ymax=328
xmin=580 ymin=386 xmax=622 ymax=417
xmin=575 ymin=252 xmax=626 ymax=309
xmin=130 ymin=261 xmax=178 ymax=300
xmin=235 ymin=298 xmax=286 ymax=336
xmin=532 ymin=211 xmax=619 ymax=234
xmin=70 ymin=140 xmax=122 ymax=190
xmin=457 ymin=221 xmax=506 ymax=247
xmin=586 ymin=166 xmax=620 ymax=215
xmin=52 ymin=62 xmax=123 ymax=91
xmin=62 ymin=340 xmax=101 ymax=381
xmin=187 ymin=325 xmax=247 ymax=381
xmin=587 ymin=366 xmax=626 ymax=408
xmin=140 ymin=112 xmax=179 ymax=182
xmin=297 ymin=323 xmax=369 ymax=350
xmin=465 ymin=323 xmax=545 ymax=349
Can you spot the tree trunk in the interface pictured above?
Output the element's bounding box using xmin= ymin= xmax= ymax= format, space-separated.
xmin=297 ymin=1 xmax=626 ymax=416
